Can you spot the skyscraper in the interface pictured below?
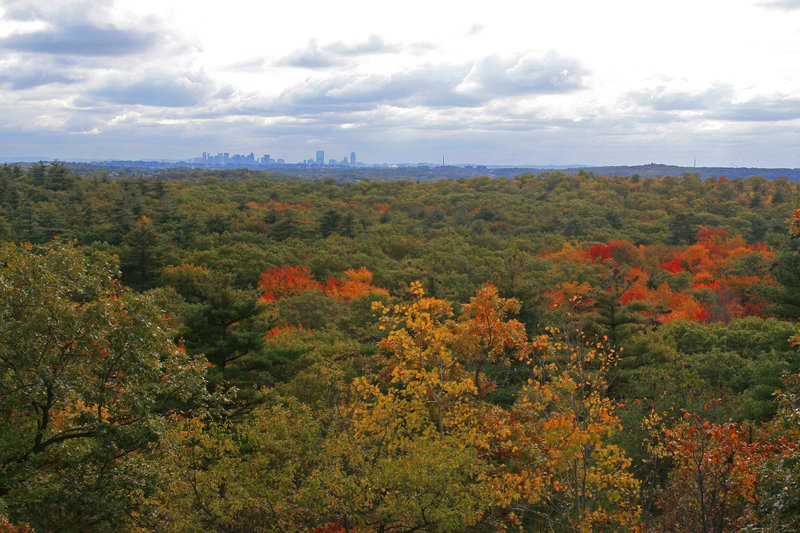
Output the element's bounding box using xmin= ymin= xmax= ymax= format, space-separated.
xmin=350 ymin=152 xmax=356 ymax=166
xmin=316 ymin=150 xmax=325 ymax=165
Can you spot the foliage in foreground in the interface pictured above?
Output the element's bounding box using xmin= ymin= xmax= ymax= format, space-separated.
xmin=2 ymin=165 xmax=800 ymax=531
xmin=0 ymin=241 xmax=207 ymax=531
xmin=149 ymin=285 xmax=640 ymax=532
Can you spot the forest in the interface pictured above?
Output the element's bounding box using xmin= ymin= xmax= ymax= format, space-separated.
xmin=1 ymin=161 xmax=800 ymax=532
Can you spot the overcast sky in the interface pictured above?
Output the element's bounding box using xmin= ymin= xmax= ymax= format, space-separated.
xmin=1 ymin=0 xmax=800 ymax=166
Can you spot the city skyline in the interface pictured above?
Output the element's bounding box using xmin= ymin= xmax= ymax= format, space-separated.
xmin=195 ymin=149 xmax=361 ymax=167
xmin=6 ymin=145 xmax=800 ymax=171
xmin=2 ymin=1 xmax=800 ymax=167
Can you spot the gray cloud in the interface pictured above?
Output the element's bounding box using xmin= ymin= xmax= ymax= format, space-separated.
xmin=633 ymin=86 xmax=800 ymax=123
xmin=5 ymin=93 xmax=800 ymax=167
xmin=269 ymin=53 xmax=586 ymax=115
xmin=713 ymin=98 xmax=800 ymax=122
xmin=0 ymin=50 xmax=98 ymax=90
xmin=463 ymin=53 xmax=587 ymax=96
xmin=277 ymin=35 xmax=424 ymax=69
xmin=0 ymin=23 xmax=158 ymax=56
xmin=277 ymin=41 xmax=341 ymax=69
xmin=631 ymin=85 xmax=734 ymax=111
xmin=85 ymin=74 xmax=215 ymax=107
xmin=272 ymin=66 xmax=478 ymax=113
xmin=759 ymin=0 xmax=800 ymax=9
xmin=0 ymin=67 xmax=82 ymax=89
xmin=0 ymin=0 xmax=112 ymax=22
xmin=62 ymin=115 xmax=104 ymax=134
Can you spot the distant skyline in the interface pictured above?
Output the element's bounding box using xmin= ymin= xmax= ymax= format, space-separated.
xmin=2 ymin=0 xmax=800 ymax=167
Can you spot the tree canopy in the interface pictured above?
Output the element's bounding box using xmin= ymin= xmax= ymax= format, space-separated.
xmin=0 ymin=241 xmax=207 ymax=531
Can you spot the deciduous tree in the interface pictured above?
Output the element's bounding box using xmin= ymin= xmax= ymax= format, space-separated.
xmin=0 ymin=241 xmax=207 ymax=531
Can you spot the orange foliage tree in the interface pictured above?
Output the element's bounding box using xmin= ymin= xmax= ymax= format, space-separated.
xmin=325 ymin=267 xmax=389 ymax=301
xmin=657 ymin=411 xmax=777 ymax=533
xmin=453 ymin=283 xmax=531 ymax=399
xmin=259 ymin=265 xmax=387 ymax=302
xmin=542 ymin=228 xmax=774 ymax=329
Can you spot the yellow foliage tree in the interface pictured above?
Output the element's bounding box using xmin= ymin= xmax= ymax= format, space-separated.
xmin=509 ymin=329 xmax=642 ymax=532
xmin=149 ymin=283 xmax=641 ymax=532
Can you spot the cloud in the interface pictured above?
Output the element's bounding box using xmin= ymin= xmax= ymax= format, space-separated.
xmin=85 ymin=74 xmax=215 ymax=107
xmin=0 ymin=66 xmax=81 ymax=89
xmin=460 ymin=53 xmax=587 ymax=97
xmin=62 ymin=115 xmax=105 ymax=135
xmin=631 ymin=85 xmax=734 ymax=111
xmin=0 ymin=23 xmax=158 ymax=56
xmin=326 ymin=34 xmax=400 ymax=56
xmin=219 ymin=58 xmax=267 ymax=72
xmin=713 ymin=98 xmax=800 ymax=122
xmin=632 ymin=86 xmax=800 ymax=123
xmin=271 ymin=65 xmax=479 ymax=113
xmin=4 ymin=91 xmax=800 ymax=167
xmin=269 ymin=52 xmax=586 ymax=115
xmin=759 ymin=0 xmax=800 ymax=9
xmin=0 ymin=0 xmax=111 ymax=22
xmin=0 ymin=55 xmax=87 ymax=89
xmin=276 ymin=35 xmax=421 ymax=69
xmin=277 ymin=41 xmax=341 ymax=68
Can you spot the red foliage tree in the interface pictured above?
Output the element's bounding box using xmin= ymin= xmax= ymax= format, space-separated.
xmin=660 ymin=257 xmax=685 ymax=274
xmin=258 ymin=265 xmax=322 ymax=301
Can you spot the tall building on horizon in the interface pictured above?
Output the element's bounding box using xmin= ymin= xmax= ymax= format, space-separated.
xmin=316 ymin=150 xmax=324 ymax=165
xmin=350 ymin=152 xmax=356 ymax=166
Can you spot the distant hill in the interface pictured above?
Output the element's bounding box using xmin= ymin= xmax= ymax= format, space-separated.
xmin=9 ymin=159 xmax=800 ymax=182
xmin=560 ymin=163 xmax=800 ymax=180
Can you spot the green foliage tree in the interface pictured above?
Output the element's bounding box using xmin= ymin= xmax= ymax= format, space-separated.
xmin=42 ymin=161 xmax=77 ymax=192
xmin=0 ymin=241 xmax=207 ymax=531
xmin=764 ymin=250 xmax=800 ymax=319
xmin=589 ymin=263 xmax=647 ymax=349
xmin=120 ymin=215 xmax=165 ymax=289
xmin=163 ymin=263 xmax=276 ymax=408
xmin=668 ymin=213 xmax=700 ymax=245
xmin=756 ymin=370 xmax=800 ymax=531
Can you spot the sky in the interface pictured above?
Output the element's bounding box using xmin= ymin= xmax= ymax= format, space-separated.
xmin=1 ymin=0 xmax=800 ymax=166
